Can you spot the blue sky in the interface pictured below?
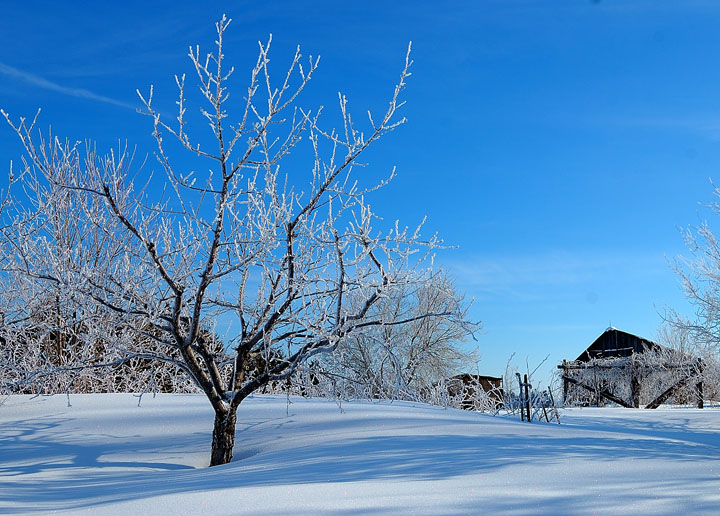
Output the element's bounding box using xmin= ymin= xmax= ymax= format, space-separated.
xmin=2 ymin=1 xmax=720 ymax=384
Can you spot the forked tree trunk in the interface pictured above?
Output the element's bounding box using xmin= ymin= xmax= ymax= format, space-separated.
xmin=210 ymin=409 xmax=238 ymax=466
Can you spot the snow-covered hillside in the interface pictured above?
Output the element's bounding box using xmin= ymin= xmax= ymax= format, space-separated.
xmin=1 ymin=394 xmax=720 ymax=515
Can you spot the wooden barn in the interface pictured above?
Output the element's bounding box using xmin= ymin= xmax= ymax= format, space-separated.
xmin=558 ymin=327 xmax=703 ymax=409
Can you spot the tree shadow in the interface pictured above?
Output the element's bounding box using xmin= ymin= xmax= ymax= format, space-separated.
xmin=0 ymin=414 xmax=197 ymax=479
xmin=558 ymin=409 xmax=720 ymax=449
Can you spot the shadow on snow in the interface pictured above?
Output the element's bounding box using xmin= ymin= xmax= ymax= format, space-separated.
xmin=1 ymin=407 xmax=720 ymax=513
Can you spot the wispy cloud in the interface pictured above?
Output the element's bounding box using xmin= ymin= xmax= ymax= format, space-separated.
xmin=0 ymin=62 xmax=134 ymax=110
xmin=585 ymin=0 xmax=720 ymax=13
xmin=443 ymin=250 xmax=670 ymax=302
xmin=596 ymin=113 xmax=720 ymax=142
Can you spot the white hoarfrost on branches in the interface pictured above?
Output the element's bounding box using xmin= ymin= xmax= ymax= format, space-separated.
xmin=0 ymin=16 xmax=477 ymax=466
xmin=324 ymin=271 xmax=480 ymax=401
xmin=664 ymin=182 xmax=720 ymax=398
xmin=668 ymin=182 xmax=720 ymax=349
xmin=0 ymin=128 xmax=197 ymax=397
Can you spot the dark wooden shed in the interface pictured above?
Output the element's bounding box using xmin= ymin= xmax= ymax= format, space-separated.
xmin=447 ymin=374 xmax=504 ymax=410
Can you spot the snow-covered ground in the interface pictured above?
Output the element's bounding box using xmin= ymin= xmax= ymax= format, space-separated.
xmin=1 ymin=394 xmax=720 ymax=515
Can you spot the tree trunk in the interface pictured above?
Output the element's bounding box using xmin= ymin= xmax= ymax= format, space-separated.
xmin=210 ymin=409 xmax=237 ymax=466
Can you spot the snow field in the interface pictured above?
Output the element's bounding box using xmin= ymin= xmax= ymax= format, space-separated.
xmin=1 ymin=394 xmax=720 ymax=515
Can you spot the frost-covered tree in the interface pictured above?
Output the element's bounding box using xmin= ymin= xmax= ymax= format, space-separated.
xmin=0 ymin=149 xmax=191 ymax=395
xmin=655 ymin=322 xmax=720 ymax=404
xmin=2 ymin=17 xmax=468 ymax=466
xmin=327 ymin=271 xmax=479 ymax=399
xmin=0 ymin=165 xmax=24 ymax=394
xmin=666 ymin=184 xmax=720 ymax=400
xmin=669 ymin=184 xmax=720 ymax=351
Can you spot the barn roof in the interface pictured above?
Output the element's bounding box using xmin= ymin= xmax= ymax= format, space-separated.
xmin=574 ymin=327 xmax=661 ymax=362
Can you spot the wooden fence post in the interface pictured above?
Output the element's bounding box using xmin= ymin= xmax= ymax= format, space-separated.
xmin=524 ymin=374 xmax=531 ymax=423
xmin=516 ymin=373 xmax=524 ymax=421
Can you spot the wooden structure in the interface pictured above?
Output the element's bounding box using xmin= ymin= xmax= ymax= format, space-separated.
xmin=558 ymin=327 xmax=703 ymax=409
xmin=447 ymin=374 xmax=504 ymax=410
